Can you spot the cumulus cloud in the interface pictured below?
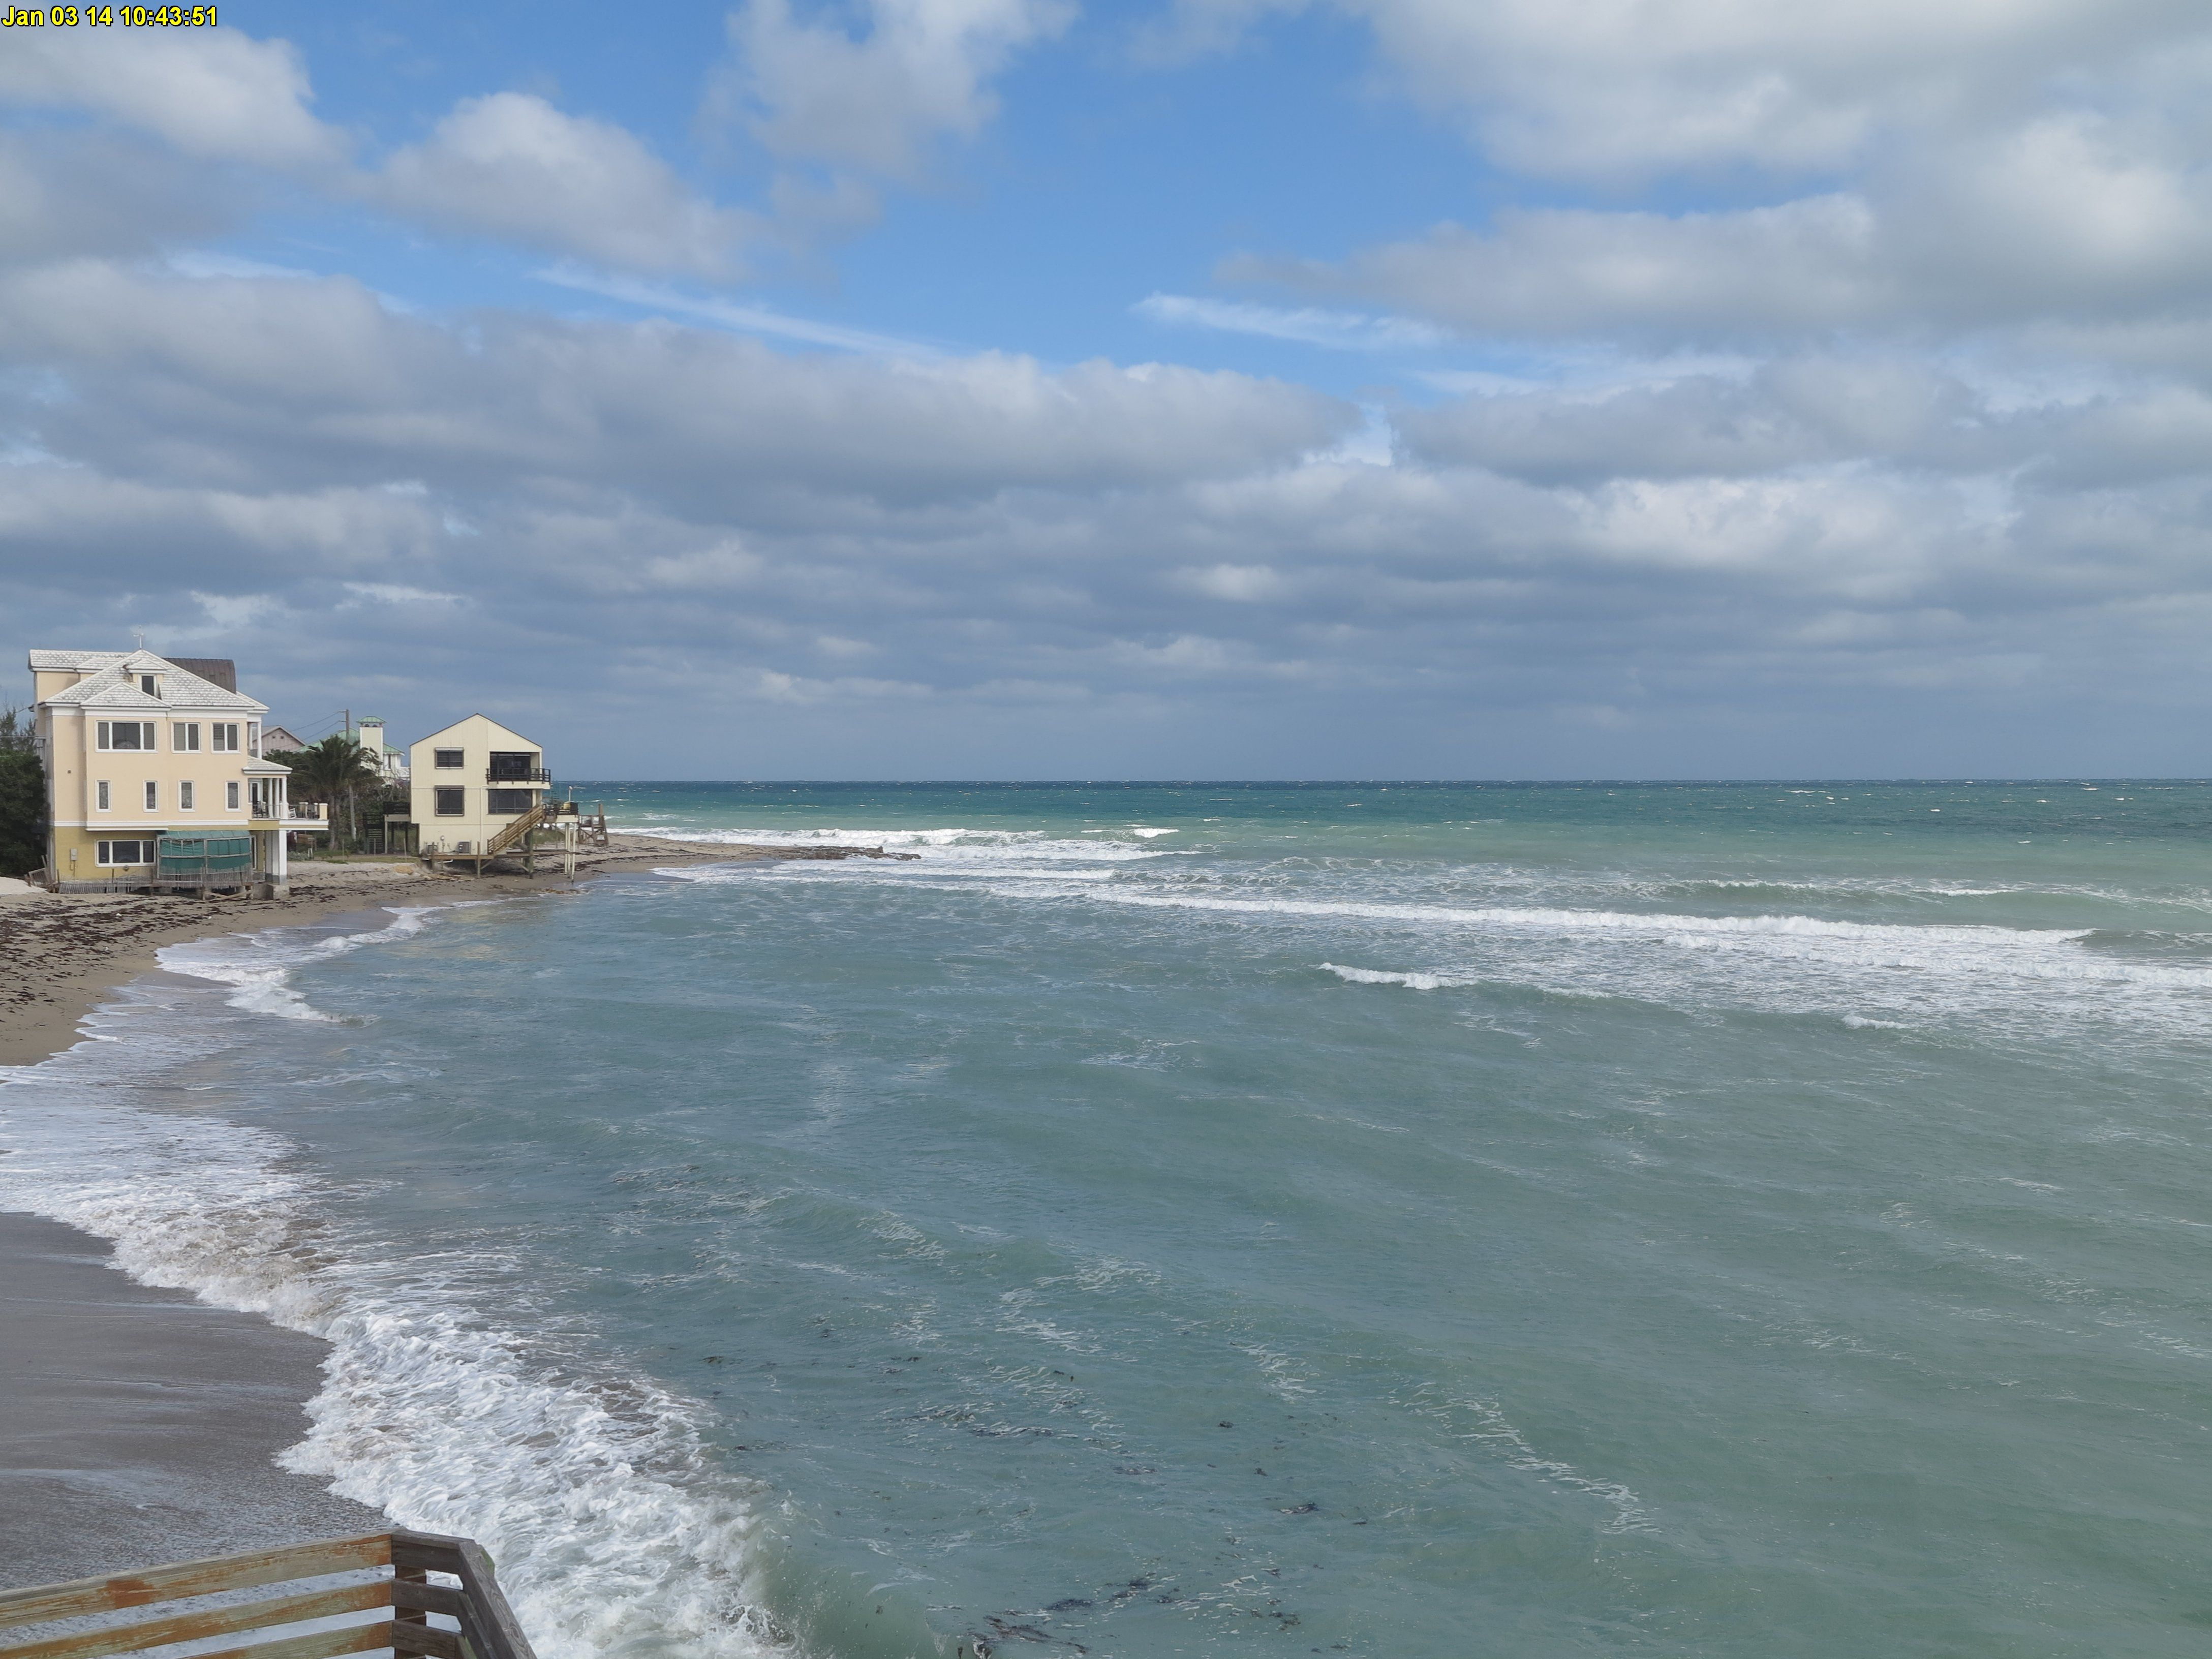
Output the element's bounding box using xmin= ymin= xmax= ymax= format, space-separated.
xmin=0 ymin=131 xmax=237 ymax=266
xmin=8 ymin=8 xmax=2212 ymax=774
xmin=372 ymin=94 xmax=758 ymax=279
xmin=1205 ymin=3 xmax=2212 ymax=353
xmin=10 ymin=252 xmax=2212 ymax=775
xmin=0 ymin=26 xmax=344 ymax=168
xmin=1171 ymin=0 xmax=2201 ymax=183
xmin=722 ymin=0 xmax=1073 ymax=177
xmin=0 ymin=262 xmax=1351 ymax=508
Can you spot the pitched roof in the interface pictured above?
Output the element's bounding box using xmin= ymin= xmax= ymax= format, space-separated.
xmin=411 ymin=712 xmax=541 ymax=747
xmin=166 ymin=657 xmax=237 ymax=692
xmin=36 ymin=650 xmax=267 ymax=713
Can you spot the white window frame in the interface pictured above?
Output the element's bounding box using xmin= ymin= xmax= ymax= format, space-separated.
xmin=173 ymin=722 xmax=200 ymax=752
xmin=144 ymin=780 xmax=158 ymax=811
xmin=96 ymin=780 xmax=110 ymax=811
xmin=180 ymin=781 xmax=195 ymax=811
xmin=97 ymin=720 xmax=156 ymax=752
xmin=226 ymin=780 xmax=240 ymax=811
xmin=248 ymin=722 xmax=260 ymax=757
xmin=96 ymin=839 xmax=152 ymax=867
xmin=211 ymin=723 xmax=239 ymax=753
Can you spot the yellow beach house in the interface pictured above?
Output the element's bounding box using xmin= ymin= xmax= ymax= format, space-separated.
xmin=407 ymin=714 xmax=557 ymax=864
xmin=27 ymin=649 xmax=321 ymax=891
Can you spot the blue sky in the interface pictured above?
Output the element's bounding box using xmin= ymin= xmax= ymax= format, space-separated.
xmin=5 ymin=1 xmax=2212 ymax=776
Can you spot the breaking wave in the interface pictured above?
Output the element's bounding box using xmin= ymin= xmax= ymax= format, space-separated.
xmin=0 ymin=912 xmax=793 ymax=1659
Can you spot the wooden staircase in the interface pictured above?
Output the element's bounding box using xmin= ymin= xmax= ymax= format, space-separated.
xmin=435 ymin=801 xmax=577 ymax=875
xmin=481 ymin=801 xmax=555 ymax=861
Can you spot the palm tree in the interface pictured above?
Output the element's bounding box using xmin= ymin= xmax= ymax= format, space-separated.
xmin=282 ymin=735 xmax=383 ymax=852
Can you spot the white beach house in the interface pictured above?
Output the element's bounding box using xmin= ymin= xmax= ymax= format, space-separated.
xmin=407 ymin=714 xmax=553 ymax=860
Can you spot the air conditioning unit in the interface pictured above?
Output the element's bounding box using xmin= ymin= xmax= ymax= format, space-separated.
xmin=454 ymin=840 xmax=472 ymax=853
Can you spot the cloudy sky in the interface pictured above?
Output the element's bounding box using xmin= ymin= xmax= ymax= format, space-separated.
xmin=5 ymin=0 xmax=2211 ymax=778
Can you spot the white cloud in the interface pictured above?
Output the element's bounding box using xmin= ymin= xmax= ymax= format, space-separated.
xmin=0 ymin=130 xmax=234 ymax=266
xmin=373 ymin=94 xmax=757 ymax=278
xmin=0 ymin=27 xmax=343 ymax=168
xmin=714 ymin=0 xmax=1074 ymax=190
xmin=1173 ymin=0 xmax=2203 ymax=183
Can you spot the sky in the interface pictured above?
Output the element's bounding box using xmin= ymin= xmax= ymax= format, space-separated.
xmin=4 ymin=0 xmax=2212 ymax=778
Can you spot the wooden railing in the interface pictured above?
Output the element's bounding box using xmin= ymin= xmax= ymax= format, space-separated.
xmin=480 ymin=802 xmax=554 ymax=860
xmin=0 ymin=1531 xmax=536 ymax=1659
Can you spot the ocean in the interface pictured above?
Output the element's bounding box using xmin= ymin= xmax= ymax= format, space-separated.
xmin=5 ymin=781 xmax=2211 ymax=1657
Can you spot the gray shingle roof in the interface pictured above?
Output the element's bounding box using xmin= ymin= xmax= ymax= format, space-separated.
xmin=35 ymin=650 xmax=267 ymax=713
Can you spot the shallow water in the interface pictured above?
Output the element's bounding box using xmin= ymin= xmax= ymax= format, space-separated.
xmin=6 ymin=781 xmax=2212 ymax=1657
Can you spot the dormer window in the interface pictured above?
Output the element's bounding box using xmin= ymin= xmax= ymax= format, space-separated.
xmin=140 ymin=674 xmax=159 ymax=697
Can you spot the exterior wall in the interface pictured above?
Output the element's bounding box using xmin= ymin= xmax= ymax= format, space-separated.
xmin=41 ymin=704 xmax=266 ymax=877
xmin=407 ymin=713 xmax=549 ymax=853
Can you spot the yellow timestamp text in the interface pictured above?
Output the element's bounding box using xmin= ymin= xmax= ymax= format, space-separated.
xmin=2 ymin=4 xmax=218 ymax=24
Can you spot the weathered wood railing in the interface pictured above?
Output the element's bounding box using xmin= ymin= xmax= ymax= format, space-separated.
xmin=0 ymin=1532 xmax=535 ymax=1659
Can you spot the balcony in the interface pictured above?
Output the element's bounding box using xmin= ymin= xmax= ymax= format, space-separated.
xmin=485 ymin=767 xmax=552 ymax=784
xmin=251 ymin=800 xmax=327 ymax=826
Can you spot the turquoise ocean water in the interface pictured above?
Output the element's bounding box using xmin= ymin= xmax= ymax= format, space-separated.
xmin=5 ymin=781 xmax=2212 ymax=1657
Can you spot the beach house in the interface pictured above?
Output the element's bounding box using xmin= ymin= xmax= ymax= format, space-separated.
xmin=406 ymin=714 xmax=555 ymax=863
xmin=25 ymin=649 xmax=321 ymax=890
xmin=356 ymin=717 xmax=409 ymax=781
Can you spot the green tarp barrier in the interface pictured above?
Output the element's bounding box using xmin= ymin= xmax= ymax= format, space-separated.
xmin=158 ymin=832 xmax=254 ymax=875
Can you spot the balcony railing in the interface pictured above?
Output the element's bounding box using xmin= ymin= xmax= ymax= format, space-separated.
xmin=485 ymin=768 xmax=552 ymax=784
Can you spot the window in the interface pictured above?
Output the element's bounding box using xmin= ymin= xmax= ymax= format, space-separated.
xmin=144 ymin=781 xmax=158 ymax=811
xmin=96 ymin=780 xmax=110 ymax=811
xmin=97 ymin=840 xmax=152 ymax=867
xmin=487 ymin=751 xmax=539 ymax=780
xmin=140 ymin=674 xmax=158 ymax=696
xmin=173 ymin=723 xmax=200 ymax=752
xmin=211 ymin=723 xmax=239 ymax=752
xmin=435 ymin=787 xmax=465 ymax=816
xmin=486 ymin=789 xmax=534 ymax=814
xmin=227 ymin=781 xmax=240 ymax=811
xmin=179 ymin=781 xmax=195 ymax=810
xmin=435 ymin=749 xmax=465 ymax=769
xmin=248 ymin=722 xmax=260 ymax=757
xmin=98 ymin=721 xmax=155 ymax=751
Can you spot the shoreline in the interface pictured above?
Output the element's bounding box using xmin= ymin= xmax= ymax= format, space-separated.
xmin=0 ymin=831 xmax=907 ymax=1591
xmin=0 ymin=833 xmax=902 ymax=1071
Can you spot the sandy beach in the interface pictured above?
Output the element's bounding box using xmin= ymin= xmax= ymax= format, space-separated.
xmin=0 ymin=834 xmax=906 ymax=1591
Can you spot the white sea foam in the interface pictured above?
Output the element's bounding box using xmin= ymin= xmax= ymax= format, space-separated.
xmin=159 ymin=907 xmax=447 ymax=1022
xmin=0 ymin=916 xmax=792 ymax=1659
xmin=1319 ymin=963 xmax=1458 ymax=991
xmin=663 ymin=839 xmax=2212 ymax=1034
xmin=633 ymin=824 xmax=1169 ymax=863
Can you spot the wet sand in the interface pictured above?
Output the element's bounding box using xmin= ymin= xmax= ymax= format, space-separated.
xmin=0 ymin=834 xmax=908 ymax=1589
xmin=0 ymin=1213 xmax=384 ymax=1589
